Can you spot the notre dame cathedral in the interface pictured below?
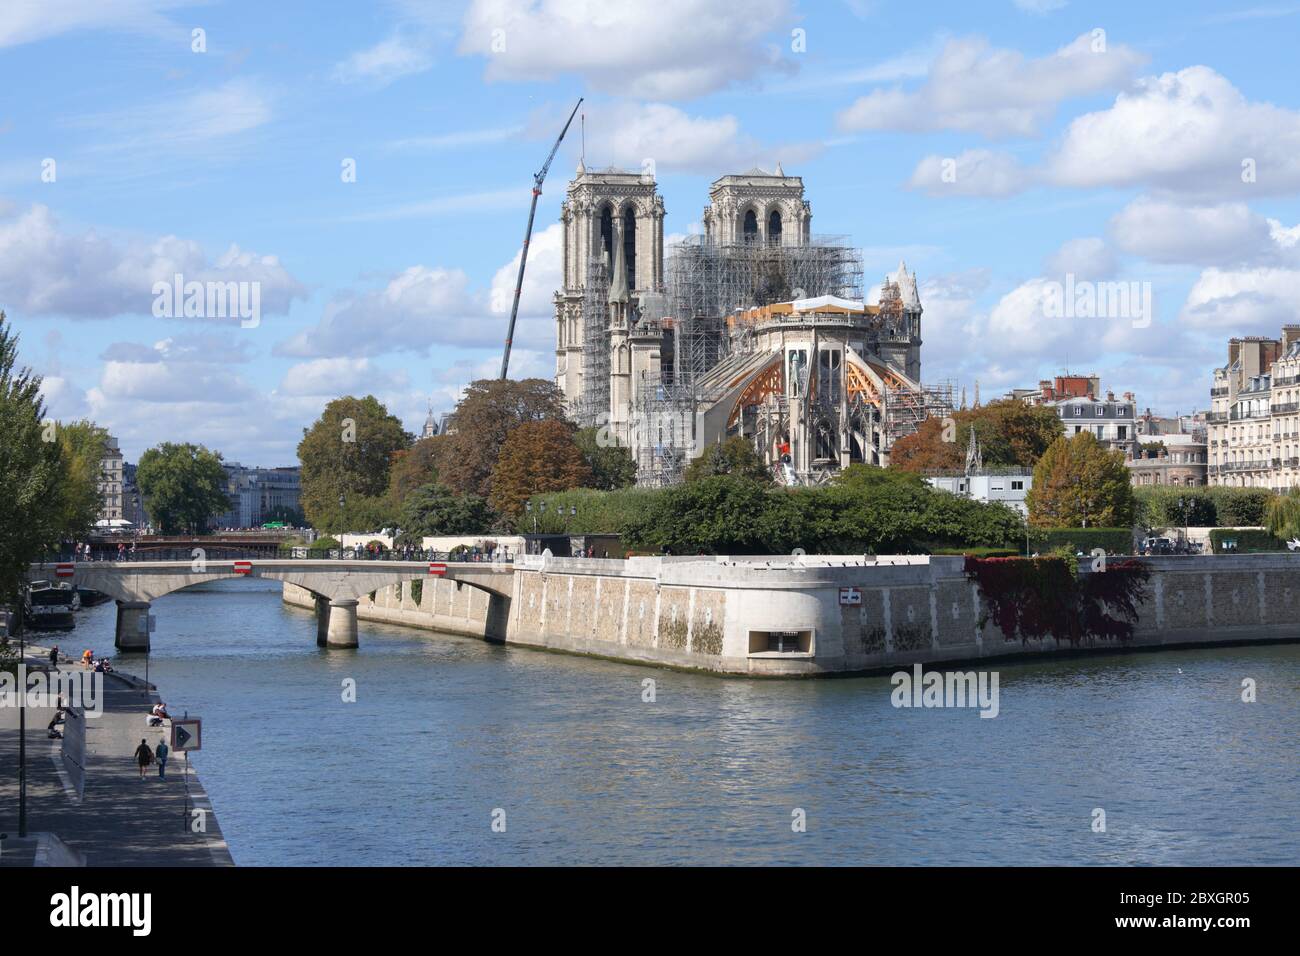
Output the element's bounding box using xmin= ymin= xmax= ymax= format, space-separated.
xmin=552 ymin=163 xmax=948 ymax=486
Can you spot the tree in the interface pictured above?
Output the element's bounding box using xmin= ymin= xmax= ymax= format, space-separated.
xmin=887 ymin=416 xmax=963 ymax=472
xmin=1265 ymin=487 xmax=1300 ymax=542
xmin=1026 ymin=432 xmax=1135 ymax=528
xmin=53 ymin=420 xmax=110 ymax=540
xmin=890 ymin=399 xmax=1063 ymax=473
xmin=135 ymin=442 xmax=231 ymax=534
xmin=0 ymin=311 xmax=63 ymax=602
xmin=435 ymin=379 xmax=568 ymax=498
xmin=298 ymin=395 xmax=411 ymax=530
xmin=683 ymin=436 xmax=771 ymax=484
xmin=399 ymin=483 xmax=495 ymax=537
xmin=574 ymin=426 xmax=637 ymax=490
xmin=387 ymin=436 xmax=444 ymax=504
xmin=489 ymin=419 xmax=592 ymax=518
xmin=623 ymin=476 xmax=801 ymax=554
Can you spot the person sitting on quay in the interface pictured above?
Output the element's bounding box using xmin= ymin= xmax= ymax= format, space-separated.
xmin=149 ymin=701 xmax=171 ymax=726
xmin=81 ymin=648 xmax=94 ymax=668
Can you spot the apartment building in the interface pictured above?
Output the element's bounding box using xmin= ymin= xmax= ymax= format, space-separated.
xmin=1207 ymin=327 xmax=1300 ymax=491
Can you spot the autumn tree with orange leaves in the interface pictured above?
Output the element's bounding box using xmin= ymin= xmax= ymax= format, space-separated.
xmin=489 ymin=419 xmax=592 ymax=519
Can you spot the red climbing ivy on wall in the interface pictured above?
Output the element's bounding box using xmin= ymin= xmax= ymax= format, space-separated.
xmin=962 ymin=556 xmax=1151 ymax=645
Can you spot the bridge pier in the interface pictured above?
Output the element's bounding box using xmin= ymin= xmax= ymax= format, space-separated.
xmin=314 ymin=594 xmax=331 ymax=647
xmin=326 ymin=599 xmax=359 ymax=648
xmin=114 ymin=600 xmax=152 ymax=653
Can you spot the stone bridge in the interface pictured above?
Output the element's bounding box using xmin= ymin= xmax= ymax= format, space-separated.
xmin=27 ymin=559 xmax=514 ymax=650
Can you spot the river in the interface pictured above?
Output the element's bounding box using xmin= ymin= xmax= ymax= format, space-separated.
xmin=66 ymin=579 xmax=1299 ymax=865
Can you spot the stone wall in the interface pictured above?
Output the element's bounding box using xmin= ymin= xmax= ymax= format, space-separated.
xmin=285 ymin=553 xmax=1300 ymax=676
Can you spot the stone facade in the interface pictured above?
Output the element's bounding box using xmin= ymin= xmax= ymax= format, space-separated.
xmin=1208 ymin=327 xmax=1300 ymax=490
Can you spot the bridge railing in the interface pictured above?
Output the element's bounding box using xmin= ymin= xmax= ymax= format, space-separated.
xmin=33 ymin=547 xmax=518 ymax=565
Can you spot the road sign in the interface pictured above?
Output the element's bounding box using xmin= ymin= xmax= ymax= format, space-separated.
xmin=428 ymin=562 xmax=447 ymax=577
xmin=171 ymin=719 xmax=201 ymax=752
xmin=233 ymin=560 xmax=252 ymax=576
xmin=55 ymin=563 xmax=75 ymax=578
xmin=839 ymin=587 xmax=862 ymax=606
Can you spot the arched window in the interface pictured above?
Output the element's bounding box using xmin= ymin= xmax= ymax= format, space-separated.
xmin=622 ymin=205 xmax=637 ymax=291
xmin=599 ymin=205 xmax=614 ymax=267
xmin=768 ymin=210 xmax=782 ymax=245
xmin=743 ymin=209 xmax=758 ymax=242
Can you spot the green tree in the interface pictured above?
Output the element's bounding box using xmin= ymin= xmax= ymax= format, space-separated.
xmin=135 ymin=443 xmax=231 ymax=534
xmin=574 ymin=427 xmax=637 ymax=490
xmin=1026 ymin=432 xmax=1135 ymax=528
xmin=298 ymin=395 xmax=411 ymax=530
xmin=53 ymin=420 xmax=110 ymax=540
xmin=683 ymin=436 xmax=772 ymax=484
xmin=891 ymin=399 xmax=1064 ymax=473
xmin=623 ymin=476 xmax=800 ymax=554
xmin=387 ymin=435 xmax=443 ymax=504
xmin=399 ymin=483 xmax=495 ymax=537
xmin=435 ymin=379 xmax=568 ymax=498
xmin=0 ymin=311 xmax=63 ymax=601
xmin=489 ymin=419 xmax=592 ymax=519
xmin=1265 ymin=487 xmax=1300 ymax=542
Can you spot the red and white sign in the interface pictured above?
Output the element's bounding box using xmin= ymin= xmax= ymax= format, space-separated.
xmin=839 ymin=587 xmax=862 ymax=606
xmin=55 ymin=563 xmax=75 ymax=579
xmin=428 ymin=562 xmax=447 ymax=577
xmin=233 ymin=561 xmax=253 ymax=576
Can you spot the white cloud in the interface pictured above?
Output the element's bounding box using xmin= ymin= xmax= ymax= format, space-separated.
xmin=334 ymin=32 xmax=435 ymax=86
xmin=0 ymin=0 xmax=190 ymax=48
xmin=1044 ymin=237 xmax=1116 ymax=280
xmin=907 ymin=150 xmax=1028 ymax=197
xmin=837 ymin=32 xmax=1144 ymax=138
xmin=1180 ymin=268 xmax=1300 ymax=333
xmin=1046 ymin=66 xmax=1300 ymax=197
xmin=581 ymin=102 xmax=820 ymax=175
xmin=1109 ymin=197 xmax=1277 ymax=266
xmin=0 ymin=203 xmax=306 ymax=320
xmin=71 ymin=79 xmax=273 ymax=151
xmin=458 ymin=0 xmax=794 ymax=99
xmin=279 ymin=358 xmax=400 ymax=396
xmin=276 ymin=223 xmax=564 ymax=359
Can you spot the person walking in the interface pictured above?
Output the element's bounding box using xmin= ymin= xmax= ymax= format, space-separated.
xmin=155 ymin=739 xmax=169 ymax=779
xmin=48 ymin=645 xmax=59 ymax=667
xmin=134 ymin=738 xmax=154 ymax=780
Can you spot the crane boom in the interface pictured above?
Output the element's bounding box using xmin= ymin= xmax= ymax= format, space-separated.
xmin=499 ymin=97 xmax=583 ymax=380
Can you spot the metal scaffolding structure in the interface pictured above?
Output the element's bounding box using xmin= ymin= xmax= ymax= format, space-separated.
xmin=574 ymin=253 xmax=610 ymax=428
xmin=666 ymin=235 xmax=863 ymax=387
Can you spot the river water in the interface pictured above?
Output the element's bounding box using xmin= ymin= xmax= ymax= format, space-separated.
xmin=68 ymin=579 xmax=1299 ymax=866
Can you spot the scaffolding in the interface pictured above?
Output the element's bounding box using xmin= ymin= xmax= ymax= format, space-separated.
xmin=574 ymin=254 xmax=610 ymax=428
xmin=666 ymin=235 xmax=863 ymax=387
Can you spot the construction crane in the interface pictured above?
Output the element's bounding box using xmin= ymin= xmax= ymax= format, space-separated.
xmin=499 ymin=97 xmax=583 ymax=380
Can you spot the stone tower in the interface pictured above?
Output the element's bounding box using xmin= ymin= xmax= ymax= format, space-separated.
xmin=554 ymin=162 xmax=665 ymax=409
xmin=701 ymin=164 xmax=811 ymax=246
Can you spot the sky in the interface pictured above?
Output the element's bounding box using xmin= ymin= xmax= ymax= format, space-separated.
xmin=3 ymin=0 xmax=1300 ymax=466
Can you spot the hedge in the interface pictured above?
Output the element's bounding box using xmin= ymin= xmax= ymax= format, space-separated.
xmin=1134 ymin=486 xmax=1274 ymax=529
xmin=1208 ymin=528 xmax=1287 ymax=554
xmin=1029 ymin=527 xmax=1134 ymax=555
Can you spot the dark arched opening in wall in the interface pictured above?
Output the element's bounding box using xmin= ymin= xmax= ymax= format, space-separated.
xmin=743 ymin=209 xmax=758 ymax=242
xmin=622 ymin=205 xmax=637 ymax=291
xmin=768 ymin=210 xmax=782 ymax=244
xmin=600 ymin=204 xmax=614 ymax=266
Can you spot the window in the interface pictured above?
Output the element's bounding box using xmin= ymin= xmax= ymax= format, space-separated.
xmin=1011 ymin=480 xmax=1024 ymax=490
xmin=743 ymin=209 xmax=758 ymax=242
xmin=767 ymin=209 xmax=782 ymax=244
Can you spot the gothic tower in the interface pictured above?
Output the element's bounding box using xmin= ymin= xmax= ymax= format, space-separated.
xmin=701 ymin=164 xmax=811 ymax=246
xmin=554 ymin=162 xmax=665 ymax=411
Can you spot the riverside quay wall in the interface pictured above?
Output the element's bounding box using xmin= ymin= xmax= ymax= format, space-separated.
xmin=283 ymin=553 xmax=1300 ymax=675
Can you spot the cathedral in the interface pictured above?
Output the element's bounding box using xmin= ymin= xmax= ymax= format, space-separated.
xmin=553 ymin=164 xmax=950 ymax=486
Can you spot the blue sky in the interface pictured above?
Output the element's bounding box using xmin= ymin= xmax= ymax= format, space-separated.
xmin=3 ymin=0 xmax=1300 ymax=465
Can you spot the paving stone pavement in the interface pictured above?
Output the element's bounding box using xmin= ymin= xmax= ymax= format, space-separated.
xmin=1 ymin=644 xmax=233 ymax=866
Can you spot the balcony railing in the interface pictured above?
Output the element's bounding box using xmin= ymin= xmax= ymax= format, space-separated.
xmin=1272 ymin=402 xmax=1300 ymax=414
